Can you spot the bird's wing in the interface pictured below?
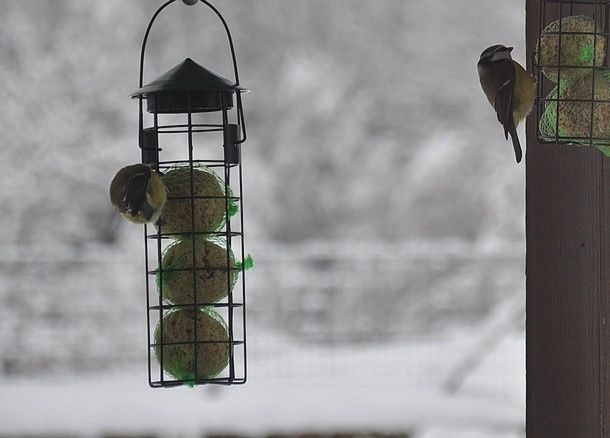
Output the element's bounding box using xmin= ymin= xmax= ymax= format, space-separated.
xmin=493 ymin=61 xmax=517 ymax=141
xmin=122 ymin=171 xmax=150 ymax=214
xmin=496 ymin=73 xmax=523 ymax=163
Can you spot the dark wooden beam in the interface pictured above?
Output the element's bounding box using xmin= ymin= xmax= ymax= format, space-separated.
xmin=526 ymin=1 xmax=610 ymax=436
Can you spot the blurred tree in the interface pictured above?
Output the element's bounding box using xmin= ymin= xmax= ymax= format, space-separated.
xmin=0 ymin=0 xmax=525 ymax=247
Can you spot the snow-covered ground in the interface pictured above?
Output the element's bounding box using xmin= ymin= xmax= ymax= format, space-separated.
xmin=0 ymin=331 xmax=524 ymax=437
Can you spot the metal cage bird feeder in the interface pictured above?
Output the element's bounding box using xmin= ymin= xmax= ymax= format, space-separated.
xmin=133 ymin=0 xmax=249 ymax=387
xmin=533 ymin=0 xmax=610 ymax=156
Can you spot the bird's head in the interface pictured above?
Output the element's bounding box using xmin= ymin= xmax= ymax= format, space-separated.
xmin=479 ymin=45 xmax=513 ymax=65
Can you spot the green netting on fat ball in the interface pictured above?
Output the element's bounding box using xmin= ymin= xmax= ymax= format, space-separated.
xmin=539 ymin=70 xmax=610 ymax=152
xmin=194 ymin=165 xmax=239 ymax=219
xmin=156 ymin=164 xmax=239 ymax=237
xmin=539 ymin=80 xmax=572 ymax=142
xmin=235 ymin=254 xmax=254 ymax=271
xmin=156 ymin=237 xmax=238 ymax=305
xmin=597 ymin=145 xmax=610 ymax=157
xmin=154 ymin=307 xmax=230 ymax=384
xmin=535 ymin=15 xmax=607 ymax=83
xmin=228 ymin=199 xmax=238 ymax=218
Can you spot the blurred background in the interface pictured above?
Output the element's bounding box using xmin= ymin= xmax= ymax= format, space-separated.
xmin=0 ymin=1 xmax=527 ymax=437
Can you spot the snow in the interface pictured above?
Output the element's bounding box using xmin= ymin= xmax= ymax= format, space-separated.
xmin=417 ymin=428 xmax=522 ymax=438
xmin=0 ymin=332 xmax=524 ymax=437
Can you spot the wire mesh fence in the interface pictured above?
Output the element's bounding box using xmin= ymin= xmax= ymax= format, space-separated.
xmin=0 ymin=240 xmax=524 ymax=396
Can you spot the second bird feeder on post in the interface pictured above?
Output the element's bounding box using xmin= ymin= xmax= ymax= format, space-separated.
xmin=534 ymin=0 xmax=610 ymax=156
xmin=132 ymin=0 xmax=249 ymax=387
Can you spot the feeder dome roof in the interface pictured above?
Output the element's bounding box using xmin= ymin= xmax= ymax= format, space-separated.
xmin=131 ymin=57 xmax=247 ymax=97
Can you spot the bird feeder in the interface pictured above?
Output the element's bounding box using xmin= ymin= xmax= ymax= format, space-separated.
xmin=132 ymin=0 xmax=249 ymax=387
xmin=533 ymin=0 xmax=610 ymax=156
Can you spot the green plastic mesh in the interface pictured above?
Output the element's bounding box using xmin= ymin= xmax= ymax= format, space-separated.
xmin=539 ymin=80 xmax=573 ymax=142
xmin=535 ymin=15 xmax=606 ymax=83
xmin=539 ymin=70 xmax=610 ymax=151
xmin=157 ymin=164 xmax=238 ymax=236
xmin=596 ymin=145 xmax=610 ymax=157
xmin=154 ymin=307 xmax=230 ymax=385
xmin=235 ymin=254 xmax=254 ymax=271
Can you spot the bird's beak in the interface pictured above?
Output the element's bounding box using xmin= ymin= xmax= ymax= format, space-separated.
xmin=507 ymin=46 xmax=513 ymax=52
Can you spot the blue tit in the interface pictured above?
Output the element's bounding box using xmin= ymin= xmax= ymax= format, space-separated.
xmin=109 ymin=164 xmax=167 ymax=224
xmin=478 ymin=45 xmax=536 ymax=163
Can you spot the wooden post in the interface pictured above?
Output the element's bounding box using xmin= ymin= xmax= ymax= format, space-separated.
xmin=525 ymin=1 xmax=610 ymax=436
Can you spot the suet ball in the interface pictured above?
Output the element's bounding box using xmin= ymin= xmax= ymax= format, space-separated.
xmin=154 ymin=308 xmax=230 ymax=382
xmin=157 ymin=166 xmax=235 ymax=236
xmin=157 ymin=238 xmax=236 ymax=305
xmin=540 ymin=70 xmax=610 ymax=153
xmin=536 ymin=15 xmax=606 ymax=83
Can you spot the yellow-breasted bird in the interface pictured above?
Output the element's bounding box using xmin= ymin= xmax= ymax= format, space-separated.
xmin=109 ymin=164 xmax=167 ymax=224
xmin=477 ymin=45 xmax=536 ymax=163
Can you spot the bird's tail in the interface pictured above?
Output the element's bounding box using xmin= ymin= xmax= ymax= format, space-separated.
xmin=508 ymin=119 xmax=522 ymax=163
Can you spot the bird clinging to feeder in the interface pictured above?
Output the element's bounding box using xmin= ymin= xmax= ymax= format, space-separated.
xmin=478 ymin=45 xmax=537 ymax=163
xmin=109 ymin=163 xmax=167 ymax=224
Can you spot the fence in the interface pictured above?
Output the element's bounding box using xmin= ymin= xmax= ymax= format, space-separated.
xmin=0 ymin=239 xmax=524 ymax=396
